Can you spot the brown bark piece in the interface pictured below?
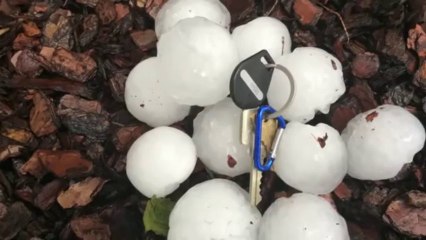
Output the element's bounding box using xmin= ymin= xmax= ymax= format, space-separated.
xmin=113 ymin=125 xmax=149 ymax=152
xmin=95 ymin=0 xmax=117 ymax=25
xmin=79 ymin=14 xmax=99 ymax=48
xmin=293 ymin=29 xmax=317 ymax=47
xmin=333 ymin=182 xmax=352 ymax=201
xmin=57 ymin=95 xmax=110 ymax=139
xmin=145 ymin=0 xmax=166 ymax=18
xmin=5 ymin=76 xmax=93 ymax=98
xmin=0 ymin=202 xmax=32 ymax=240
xmin=0 ymin=127 xmax=34 ymax=144
xmin=22 ymin=21 xmax=41 ymax=37
xmin=11 ymin=50 xmax=43 ymax=78
xmin=20 ymin=149 xmax=93 ymax=178
xmin=42 ymin=8 xmax=74 ymax=49
xmin=70 ymin=214 xmax=111 ymax=240
xmin=130 ymin=30 xmax=157 ymax=51
xmin=34 ymin=179 xmax=65 ymax=210
xmin=76 ymin=0 xmax=99 ymax=8
xmin=108 ymin=72 xmax=126 ymax=102
xmin=348 ymin=81 xmax=378 ymax=111
xmin=115 ymin=3 xmax=130 ymax=21
xmin=351 ymin=52 xmax=380 ymax=78
xmin=329 ymin=96 xmax=361 ymax=132
xmin=0 ymin=101 xmax=13 ymax=120
xmin=29 ymin=91 xmax=59 ymax=137
xmin=0 ymin=145 xmax=25 ymax=162
xmin=57 ymin=177 xmax=107 ymax=209
xmin=384 ymin=193 xmax=426 ymax=237
xmin=414 ymin=61 xmax=426 ymax=90
xmin=220 ymin=0 xmax=254 ymax=24
xmin=380 ymin=28 xmax=417 ymax=74
xmin=407 ymin=24 xmax=426 ymax=59
xmin=293 ymin=0 xmax=323 ymax=25
xmin=39 ymin=47 xmax=97 ymax=83
xmin=12 ymin=33 xmax=40 ymax=50
xmin=407 ymin=190 xmax=426 ymax=208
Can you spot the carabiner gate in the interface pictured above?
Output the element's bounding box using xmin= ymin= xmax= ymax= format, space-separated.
xmin=254 ymin=105 xmax=287 ymax=172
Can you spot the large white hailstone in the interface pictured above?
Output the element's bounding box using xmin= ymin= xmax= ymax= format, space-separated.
xmin=267 ymin=47 xmax=346 ymax=123
xmin=192 ymin=98 xmax=251 ymax=177
xmin=274 ymin=122 xmax=348 ymax=194
xmin=168 ymin=179 xmax=261 ymax=240
xmin=157 ymin=17 xmax=239 ymax=106
xmin=341 ymin=104 xmax=426 ymax=180
xmin=232 ymin=16 xmax=292 ymax=60
xmin=126 ymin=127 xmax=197 ymax=197
xmin=124 ymin=57 xmax=190 ymax=127
xmin=259 ymin=193 xmax=350 ymax=240
xmin=155 ymin=0 xmax=231 ymax=38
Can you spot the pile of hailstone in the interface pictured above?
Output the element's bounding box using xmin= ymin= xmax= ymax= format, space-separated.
xmin=123 ymin=0 xmax=426 ymax=239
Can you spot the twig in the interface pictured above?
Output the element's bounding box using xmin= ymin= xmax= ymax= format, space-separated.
xmin=314 ymin=1 xmax=350 ymax=44
xmin=265 ymin=0 xmax=279 ymax=16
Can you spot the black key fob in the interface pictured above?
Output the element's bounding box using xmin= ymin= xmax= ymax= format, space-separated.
xmin=230 ymin=50 xmax=275 ymax=109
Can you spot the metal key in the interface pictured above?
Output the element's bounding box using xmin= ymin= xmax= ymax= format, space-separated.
xmin=241 ymin=108 xmax=282 ymax=206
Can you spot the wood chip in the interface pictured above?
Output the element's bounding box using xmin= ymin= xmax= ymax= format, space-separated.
xmin=414 ymin=61 xmax=426 ymax=90
xmin=39 ymin=47 xmax=97 ymax=83
xmin=115 ymin=3 xmax=130 ymax=21
xmin=130 ymin=30 xmax=157 ymax=51
xmin=95 ymin=0 xmax=116 ymax=25
xmin=384 ymin=192 xmax=426 ymax=237
xmin=79 ymin=14 xmax=99 ymax=48
xmin=220 ymin=0 xmax=255 ymax=24
xmin=57 ymin=95 xmax=110 ymax=139
xmin=0 ymin=145 xmax=25 ymax=162
xmin=57 ymin=177 xmax=107 ymax=209
xmin=293 ymin=0 xmax=323 ymax=25
xmin=0 ymin=202 xmax=32 ymax=240
xmin=34 ymin=179 xmax=65 ymax=210
xmin=70 ymin=214 xmax=111 ymax=240
xmin=0 ymin=127 xmax=34 ymax=145
xmin=22 ymin=21 xmax=41 ymax=37
xmin=113 ymin=125 xmax=149 ymax=152
xmin=12 ymin=33 xmax=40 ymax=50
xmin=145 ymin=0 xmax=166 ymax=18
xmin=407 ymin=190 xmax=426 ymax=208
xmin=11 ymin=49 xmax=43 ymax=78
xmin=351 ymin=52 xmax=380 ymax=79
xmin=76 ymin=0 xmax=99 ymax=8
xmin=108 ymin=72 xmax=126 ymax=102
xmin=0 ymin=101 xmax=13 ymax=120
xmin=29 ymin=91 xmax=59 ymax=137
xmin=42 ymin=8 xmax=74 ymax=49
xmin=20 ymin=149 xmax=93 ymax=178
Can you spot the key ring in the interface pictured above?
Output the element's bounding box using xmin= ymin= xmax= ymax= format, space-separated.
xmin=265 ymin=63 xmax=296 ymax=119
xmin=254 ymin=105 xmax=286 ymax=172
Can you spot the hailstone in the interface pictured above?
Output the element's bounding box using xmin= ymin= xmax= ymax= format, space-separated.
xmin=341 ymin=104 xmax=426 ymax=180
xmin=267 ymin=47 xmax=346 ymax=123
xmin=124 ymin=57 xmax=190 ymax=127
xmin=192 ymin=98 xmax=251 ymax=177
xmin=155 ymin=0 xmax=231 ymax=38
xmin=259 ymin=193 xmax=350 ymax=240
xmin=168 ymin=179 xmax=261 ymax=240
xmin=157 ymin=17 xmax=239 ymax=106
xmin=274 ymin=122 xmax=348 ymax=194
xmin=232 ymin=16 xmax=292 ymax=60
xmin=126 ymin=127 xmax=197 ymax=197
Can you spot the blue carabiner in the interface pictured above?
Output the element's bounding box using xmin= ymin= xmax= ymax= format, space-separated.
xmin=254 ymin=105 xmax=287 ymax=172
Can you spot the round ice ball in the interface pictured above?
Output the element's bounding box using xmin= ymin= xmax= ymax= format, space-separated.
xmin=157 ymin=17 xmax=239 ymax=106
xmin=267 ymin=47 xmax=346 ymax=123
xmin=259 ymin=193 xmax=350 ymax=240
xmin=168 ymin=179 xmax=261 ymax=240
xmin=341 ymin=104 xmax=426 ymax=180
xmin=232 ymin=16 xmax=292 ymax=60
xmin=124 ymin=57 xmax=190 ymax=127
xmin=274 ymin=122 xmax=348 ymax=194
xmin=192 ymin=98 xmax=251 ymax=177
xmin=126 ymin=127 xmax=197 ymax=197
xmin=155 ymin=0 xmax=231 ymax=38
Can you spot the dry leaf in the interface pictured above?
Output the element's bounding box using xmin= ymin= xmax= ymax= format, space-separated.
xmin=57 ymin=177 xmax=107 ymax=208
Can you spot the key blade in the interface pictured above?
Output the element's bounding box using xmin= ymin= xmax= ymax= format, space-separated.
xmin=249 ymin=168 xmax=262 ymax=206
xmin=241 ymin=109 xmax=257 ymax=145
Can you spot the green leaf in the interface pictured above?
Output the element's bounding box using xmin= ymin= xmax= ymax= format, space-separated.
xmin=143 ymin=196 xmax=176 ymax=236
